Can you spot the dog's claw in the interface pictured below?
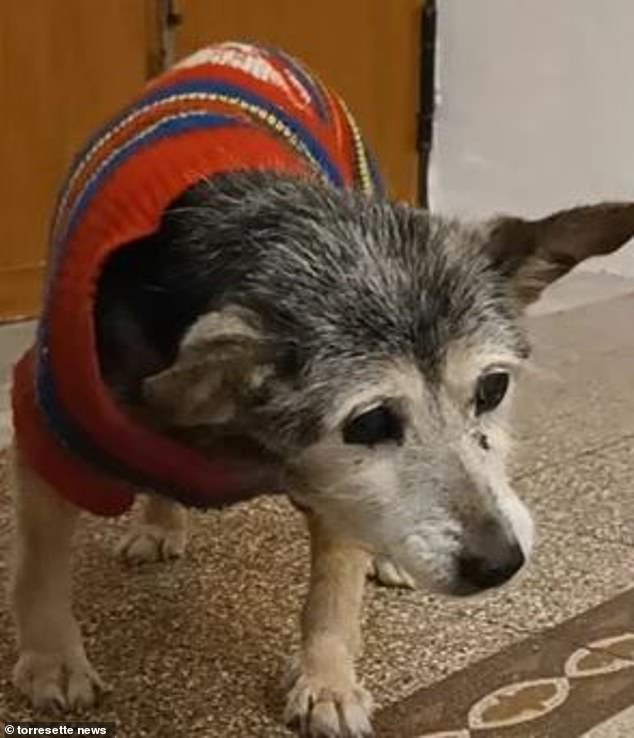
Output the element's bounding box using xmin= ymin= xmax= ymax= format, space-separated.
xmin=284 ymin=659 xmax=374 ymax=738
xmin=117 ymin=523 xmax=186 ymax=564
xmin=370 ymin=554 xmax=417 ymax=590
xmin=33 ymin=681 xmax=66 ymax=713
xmin=67 ymin=660 xmax=106 ymax=711
xmin=13 ymin=649 xmax=104 ymax=712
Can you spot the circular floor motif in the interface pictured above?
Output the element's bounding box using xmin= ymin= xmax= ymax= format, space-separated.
xmin=589 ymin=633 xmax=634 ymax=660
xmin=468 ymin=676 xmax=570 ymax=730
xmin=565 ymin=633 xmax=634 ymax=678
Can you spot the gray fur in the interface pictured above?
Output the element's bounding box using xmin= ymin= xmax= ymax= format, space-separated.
xmin=97 ymin=169 xmax=634 ymax=595
xmin=102 ymin=171 xmax=526 ymax=444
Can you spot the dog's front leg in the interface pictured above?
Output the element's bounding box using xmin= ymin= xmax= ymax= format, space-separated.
xmin=10 ymin=444 xmax=104 ymax=710
xmin=284 ymin=513 xmax=373 ymax=738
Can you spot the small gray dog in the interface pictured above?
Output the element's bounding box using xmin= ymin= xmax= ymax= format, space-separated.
xmin=9 ymin=44 xmax=634 ymax=738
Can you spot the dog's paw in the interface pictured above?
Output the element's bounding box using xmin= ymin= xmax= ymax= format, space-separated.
xmin=370 ymin=554 xmax=417 ymax=590
xmin=116 ymin=523 xmax=187 ymax=564
xmin=13 ymin=649 xmax=106 ymax=712
xmin=283 ymin=658 xmax=373 ymax=738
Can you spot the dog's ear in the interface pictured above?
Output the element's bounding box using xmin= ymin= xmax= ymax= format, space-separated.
xmin=143 ymin=307 xmax=274 ymax=426
xmin=484 ymin=202 xmax=634 ymax=305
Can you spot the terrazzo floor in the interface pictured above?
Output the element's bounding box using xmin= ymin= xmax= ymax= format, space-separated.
xmin=0 ymin=272 xmax=632 ymax=737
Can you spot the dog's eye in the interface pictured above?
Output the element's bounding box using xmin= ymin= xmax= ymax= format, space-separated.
xmin=475 ymin=372 xmax=509 ymax=415
xmin=343 ymin=405 xmax=403 ymax=446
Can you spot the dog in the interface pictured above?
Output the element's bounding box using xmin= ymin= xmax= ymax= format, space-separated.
xmin=9 ymin=42 xmax=634 ymax=738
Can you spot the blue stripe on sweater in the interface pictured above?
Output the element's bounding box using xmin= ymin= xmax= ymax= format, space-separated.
xmin=134 ymin=79 xmax=344 ymax=185
xmin=58 ymin=113 xmax=241 ymax=251
xmin=264 ymin=47 xmax=331 ymax=123
xmin=54 ymin=78 xmax=345 ymax=243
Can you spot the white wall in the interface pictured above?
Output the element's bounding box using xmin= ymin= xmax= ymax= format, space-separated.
xmin=430 ymin=0 xmax=634 ymax=276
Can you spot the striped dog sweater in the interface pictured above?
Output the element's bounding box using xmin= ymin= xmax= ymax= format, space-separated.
xmin=11 ymin=42 xmax=383 ymax=516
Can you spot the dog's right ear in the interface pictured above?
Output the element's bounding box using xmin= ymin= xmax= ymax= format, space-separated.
xmin=143 ymin=307 xmax=274 ymax=427
xmin=484 ymin=202 xmax=634 ymax=306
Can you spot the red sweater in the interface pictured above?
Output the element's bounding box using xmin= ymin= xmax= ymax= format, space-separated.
xmin=11 ymin=42 xmax=383 ymax=516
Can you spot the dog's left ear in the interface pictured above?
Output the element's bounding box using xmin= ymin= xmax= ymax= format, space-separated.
xmin=143 ymin=307 xmax=275 ymax=427
xmin=484 ymin=202 xmax=634 ymax=305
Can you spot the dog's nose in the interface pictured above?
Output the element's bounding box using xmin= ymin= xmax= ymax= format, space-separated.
xmin=457 ymin=542 xmax=525 ymax=593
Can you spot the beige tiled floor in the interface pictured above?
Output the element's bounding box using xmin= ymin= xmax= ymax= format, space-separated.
xmin=0 ymin=272 xmax=633 ymax=737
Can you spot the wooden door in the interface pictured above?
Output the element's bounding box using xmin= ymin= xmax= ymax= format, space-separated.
xmin=0 ymin=0 xmax=154 ymax=320
xmin=176 ymin=0 xmax=422 ymax=203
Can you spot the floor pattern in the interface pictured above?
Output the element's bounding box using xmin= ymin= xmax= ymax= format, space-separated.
xmin=374 ymin=588 xmax=634 ymax=737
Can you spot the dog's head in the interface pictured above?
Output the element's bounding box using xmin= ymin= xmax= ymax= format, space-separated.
xmin=143 ymin=173 xmax=634 ymax=595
